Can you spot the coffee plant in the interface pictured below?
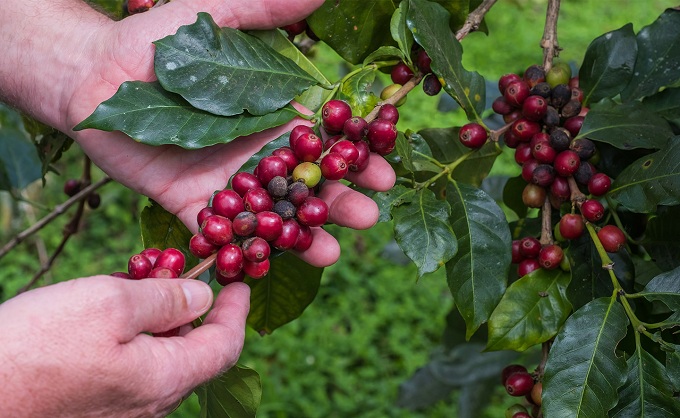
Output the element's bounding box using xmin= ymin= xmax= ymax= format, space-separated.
xmin=2 ymin=0 xmax=680 ymax=416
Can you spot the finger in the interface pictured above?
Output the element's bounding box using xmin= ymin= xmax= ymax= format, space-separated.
xmin=114 ymin=278 xmax=214 ymax=341
xmin=344 ymin=153 xmax=396 ymax=191
xmin=293 ymin=227 xmax=341 ymax=267
xmin=122 ymin=283 xmax=251 ymax=395
xmin=318 ymin=182 xmax=379 ymax=230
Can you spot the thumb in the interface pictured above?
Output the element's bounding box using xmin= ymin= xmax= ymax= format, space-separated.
xmin=117 ymin=278 xmax=214 ymax=342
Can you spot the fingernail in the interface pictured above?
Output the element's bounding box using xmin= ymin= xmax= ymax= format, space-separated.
xmin=181 ymin=281 xmax=213 ymax=314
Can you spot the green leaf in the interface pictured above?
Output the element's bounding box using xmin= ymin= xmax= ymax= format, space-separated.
xmin=398 ymin=132 xmax=440 ymax=174
xmin=362 ymin=46 xmax=406 ymax=66
xmin=392 ymin=188 xmax=457 ymax=277
xmin=406 ymin=0 xmax=486 ymax=122
xmin=611 ymin=346 xmax=680 ymax=418
xmin=140 ymin=200 xmax=198 ymax=270
xmin=621 ymin=9 xmax=680 ymax=101
xmin=336 ymin=67 xmax=380 ymax=117
xmin=446 ymin=181 xmax=510 ymax=339
xmin=577 ymin=101 xmax=673 ymax=150
xmin=643 ymin=87 xmax=680 ymax=127
xmin=486 ymin=269 xmax=572 ymax=352
xmin=643 ymin=206 xmax=680 ymax=271
xmin=390 ymin=2 xmax=414 ymax=63
xmin=543 ymin=297 xmax=629 ymax=418
xmin=246 ymin=251 xmax=323 ymax=334
xmin=667 ymin=344 xmax=680 ymax=392
xmin=307 ymin=1 xmax=398 ymax=64
xmin=417 ymin=127 xmax=500 ymax=186
xmin=567 ymin=236 xmax=616 ymax=310
xmin=373 ymin=184 xmax=417 ymax=223
xmin=502 ymin=175 xmax=528 ymax=219
xmin=74 ymin=81 xmax=299 ymax=149
xmin=579 ymin=24 xmax=637 ymax=106
xmin=0 ymin=127 xmax=41 ymax=190
xmin=609 ymin=136 xmax=680 ymax=213
xmin=638 ymin=265 xmax=680 ymax=328
xmin=153 ymin=13 xmax=316 ymax=116
xmin=196 ymin=365 xmax=261 ymax=418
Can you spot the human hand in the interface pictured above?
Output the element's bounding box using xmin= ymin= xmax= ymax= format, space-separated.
xmin=0 ymin=276 xmax=249 ymax=418
xmin=61 ymin=0 xmax=396 ymax=267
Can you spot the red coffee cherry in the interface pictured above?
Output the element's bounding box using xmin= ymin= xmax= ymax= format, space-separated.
xmin=294 ymin=224 xmax=314 ymax=252
xmin=243 ymin=187 xmax=274 ymax=213
xmin=293 ymin=132 xmax=324 ymax=162
xmin=501 ymin=364 xmax=528 ymax=385
xmin=328 ymin=140 xmax=359 ymax=166
xmin=128 ymin=254 xmax=153 ymax=280
xmin=297 ymin=197 xmax=329 ymax=227
xmin=532 ymin=141 xmax=556 ymax=164
xmin=559 ymin=213 xmax=585 ymax=240
xmin=580 ymin=199 xmax=605 ymax=222
xmin=492 ymin=96 xmax=514 ymax=115
xmin=367 ymin=119 xmax=398 ymax=155
xmin=232 ymin=211 xmax=258 ymax=236
xmin=320 ymin=152 xmax=348 ymax=181
xmin=522 ymin=95 xmax=548 ymax=121
xmin=322 ymin=100 xmax=352 ymax=134
xmin=518 ymin=258 xmax=541 ymax=277
xmin=201 ymin=214 xmax=234 ymax=246
xmin=459 ymin=123 xmax=488 ymax=149
xmin=514 ymin=143 xmax=533 ymax=166
xmin=154 ymin=248 xmax=186 ymax=277
xmin=416 ymin=49 xmax=432 ymax=74
xmin=241 ymin=236 xmax=271 ymax=262
xmin=216 ymin=269 xmax=245 ymax=286
xmin=189 ymin=233 xmax=219 ymax=259
xmin=272 ymin=219 xmax=301 ymax=251
xmin=538 ymin=244 xmax=564 ymax=270
xmin=563 ymin=116 xmax=585 ymax=137
xmin=256 ymin=156 xmax=288 ymax=186
xmin=127 ymin=0 xmax=155 ymax=14
xmin=505 ymin=371 xmax=535 ymax=396
xmin=140 ymin=247 xmax=162 ymax=266
xmin=197 ymin=207 xmax=216 ymax=228
xmin=63 ymin=179 xmax=82 ymax=197
xmin=272 ymin=146 xmax=299 ymax=174
xmin=531 ymin=164 xmax=556 ymax=188
xmin=215 ymin=244 xmax=244 ymax=278
xmin=377 ymin=104 xmax=400 ymax=125
xmin=499 ymin=73 xmax=522 ymax=95
xmin=255 ymin=211 xmax=283 ymax=241
xmin=519 ymin=237 xmax=541 ymax=259
xmin=289 ymin=125 xmax=315 ymax=150
xmin=511 ymin=118 xmax=542 ymax=142
xmin=554 ymin=150 xmax=581 ymax=177
xmin=281 ymin=19 xmax=307 ymax=37
xmin=588 ymin=173 xmax=612 ymax=196
xmin=231 ymin=172 xmax=262 ymax=197
xmin=350 ymin=140 xmax=371 ymax=172
xmin=598 ymin=225 xmax=626 ymax=252
xmin=391 ymin=62 xmax=414 ymax=85
xmin=147 ymin=267 xmax=178 ymax=279
xmin=212 ymin=189 xmax=245 ymax=220
xmin=511 ymin=240 xmax=524 ymax=264
xmin=243 ymin=259 xmax=270 ymax=279
xmin=343 ymin=117 xmax=368 ymax=142
xmin=504 ymin=80 xmax=531 ymax=107
xmin=550 ymin=176 xmax=571 ymax=201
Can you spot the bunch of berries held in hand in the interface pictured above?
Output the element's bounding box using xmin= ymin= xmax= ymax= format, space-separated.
xmin=458 ymin=62 xmax=626 ymax=277
xmin=501 ymin=363 xmax=544 ymax=418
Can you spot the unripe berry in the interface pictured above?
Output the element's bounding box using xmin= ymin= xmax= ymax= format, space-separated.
xmin=459 ymin=123 xmax=488 ymax=149
xmin=212 ymin=189 xmax=245 ymax=220
xmin=380 ymin=84 xmax=407 ymax=107
xmin=505 ymin=404 xmax=529 ymax=418
xmin=598 ymin=225 xmax=626 ymax=252
xmin=546 ymin=61 xmax=572 ymax=87
xmin=580 ymin=199 xmax=605 ymax=222
xmin=322 ymin=100 xmax=352 ymax=134
xmin=530 ymin=381 xmax=543 ymax=406
xmin=292 ymin=162 xmax=322 ymax=188
xmin=154 ymin=248 xmax=186 ymax=277
xmin=522 ymin=183 xmax=547 ymax=208
xmin=559 ymin=214 xmax=585 ymax=240
xmin=297 ymin=197 xmax=329 ymax=227
xmin=201 ymin=214 xmax=234 ymax=246
xmin=391 ymin=62 xmax=414 ymax=85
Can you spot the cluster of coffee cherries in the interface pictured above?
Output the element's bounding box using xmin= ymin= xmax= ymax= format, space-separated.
xmin=501 ymin=364 xmax=543 ymax=418
xmin=390 ymin=49 xmax=442 ymax=98
xmin=465 ymin=63 xmax=625 ymax=276
xmin=111 ymin=247 xmax=187 ymax=280
xmin=63 ymin=178 xmax=101 ymax=209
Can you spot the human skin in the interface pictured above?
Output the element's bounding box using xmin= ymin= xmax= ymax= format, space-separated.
xmin=0 ymin=0 xmax=396 ymax=416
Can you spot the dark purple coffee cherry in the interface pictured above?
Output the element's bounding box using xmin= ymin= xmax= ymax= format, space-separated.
xmin=267 ymin=176 xmax=289 ymax=199
xmin=550 ymin=84 xmax=571 ymax=109
xmin=492 ymin=96 xmax=514 ymax=115
xmin=531 ymin=164 xmax=556 ymax=187
xmin=273 ymin=199 xmax=297 ymax=219
xmin=529 ymin=82 xmax=552 ymax=98
xmin=281 ymin=19 xmax=307 ymax=37
xmin=63 ymin=179 xmax=82 ymax=197
xmin=390 ymin=61 xmax=414 ymax=85
xmin=523 ymin=64 xmax=545 ymax=88
xmin=570 ymin=138 xmax=596 ymax=161
xmin=549 ymin=128 xmax=571 ymax=152
xmin=422 ymin=73 xmax=442 ymax=96
xmin=286 ymin=181 xmax=310 ymax=206
xmin=343 ymin=116 xmax=368 ymax=142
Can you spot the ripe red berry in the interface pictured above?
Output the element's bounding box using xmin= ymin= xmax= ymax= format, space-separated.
xmin=128 ymin=254 xmax=153 ymax=280
xmin=510 ymin=118 xmax=542 ymax=142
xmin=559 ymin=213 xmax=585 ymax=240
xmin=231 ymin=172 xmax=262 ymax=197
xmin=350 ymin=140 xmax=371 ymax=173
xmin=297 ymin=197 xmax=329 ymax=227
xmin=215 ymin=244 xmax=244 ymax=278
xmin=501 ymin=364 xmax=528 ymax=385
xmin=550 ymin=176 xmax=571 ymax=201
xmin=257 ymin=156 xmax=288 ymax=186
xmin=532 ymin=141 xmax=556 ymax=164
xmin=518 ymin=258 xmax=541 ymax=277
xmin=272 ymin=146 xmax=299 ymax=174
xmin=110 ymin=272 xmax=132 ymax=279
xmin=127 ymin=0 xmax=155 ymax=14
xmin=255 ymin=211 xmax=283 ymax=241
xmin=521 ymin=159 xmax=540 ymax=183
xmin=519 ymin=237 xmax=541 ymax=259
xmin=505 ymin=372 xmax=535 ymax=396
xmin=201 ymin=214 xmax=234 ymax=246
xmin=243 ymin=258 xmax=270 ymax=279
xmin=147 ymin=267 xmax=178 ymax=279
xmin=514 ymin=143 xmax=533 ymax=165
xmin=391 ymin=62 xmax=414 ymax=85
xmin=322 ymin=100 xmax=352 ymax=134
xmin=281 ymin=20 xmax=307 ymax=37
xmin=189 ymin=233 xmax=219 ymax=259
xmin=328 ymin=140 xmax=359 ymax=166
xmin=320 ymin=152 xmax=349 ymax=181
xmin=459 ymin=123 xmax=488 ymax=149
xmin=272 ymin=218 xmax=301 ymax=250
xmin=553 ymin=150 xmax=581 ymax=177
xmin=367 ymin=119 xmax=398 ymax=155
xmin=511 ymin=240 xmax=524 ymax=264
xmin=598 ymin=225 xmax=626 ymax=252
xmin=243 ymin=188 xmax=274 ymax=213
xmin=580 ymin=199 xmax=605 ymax=222
xmin=212 ymin=190 xmax=245 ymax=220
xmin=140 ymin=247 xmax=162 ymax=266
xmin=216 ymin=270 xmax=245 ymax=286
xmin=588 ymin=173 xmax=612 ymax=196
xmin=538 ymin=244 xmax=564 ymax=269
xmin=377 ymin=104 xmax=400 ymax=125
xmin=63 ymin=179 xmax=82 ymax=197
xmin=522 ymin=95 xmax=548 ymax=121
xmin=289 ymin=125 xmax=315 ymax=150
xmin=492 ymin=96 xmax=514 ymax=115
xmin=504 ymin=80 xmax=531 ymax=107
xmin=563 ymin=116 xmax=585 ymax=137
xmin=416 ymin=49 xmax=432 ymax=74
xmin=241 ymin=236 xmax=271 ymax=262
xmin=343 ymin=117 xmax=368 ymax=142
xmin=294 ymin=224 xmax=314 ymax=252
xmin=154 ymin=248 xmax=186 ymax=277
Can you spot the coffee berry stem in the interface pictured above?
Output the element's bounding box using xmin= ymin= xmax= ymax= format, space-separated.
xmin=540 ymin=196 xmax=554 ymax=246
xmin=415 ymin=149 xmax=475 ymax=189
xmin=489 ymin=120 xmax=514 ymax=143
xmin=364 ymin=73 xmax=424 ymax=122
xmin=535 ymin=340 xmax=552 ymax=378
xmin=180 ymin=253 xmax=217 ymax=280
xmin=584 ymin=222 xmax=620 ymax=280
xmin=567 ymin=176 xmax=587 ymax=206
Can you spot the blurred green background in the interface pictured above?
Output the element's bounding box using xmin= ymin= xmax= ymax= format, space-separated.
xmin=0 ymin=0 xmax=676 ymax=416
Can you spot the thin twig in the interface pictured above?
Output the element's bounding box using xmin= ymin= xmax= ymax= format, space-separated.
xmin=456 ymin=0 xmax=498 ymax=41
xmin=364 ymin=74 xmax=424 ymax=123
xmin=0 ymin=176 xmax=112 ymax=260
xmin=540 ymin=0 xmax=562 ymax=72
xmin=540 ymin=195 xmax=553 ymax=246
xmin=180 ymin=253 xmax=217 ymax=280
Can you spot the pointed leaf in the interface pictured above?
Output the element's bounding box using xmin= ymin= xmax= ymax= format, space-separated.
xmin=407 ymin=0 xmax=486 ymax=122
xmin=579 ymin=24 xmax=637 ymax=105
xmin=577 ymin=101 xmax=673 ymax=150
xmin=398 ymin=132 xmax=440 ymax=174
xmin=154 ymin=13 xmax=316 ymax=116
xmin=621 ymin=9 xmax=680 ymax=101
xmin=362 ymin=46 xmax=406 ymax=66
xmin=391 ymin=2 xmax=414 ymax=63
xmin=196 ymin=365 xmax=261 ymax=418
xmin=643 ymin=87 xmax=680 ymax=127
xmin=567 ymin=236 xmax=616 ymax=310
xmin=446 ymin=181 xmax=510 ymax=339
xmin=667 ymin=344 xmax=680 ymax=392
xmin=643 ymin=206 xmax=680 ymax=271
xmin=543 ymin=297 xmax=629 ymax=418
xmin=392 ymin=188 xmax=457 ymax=277
xmin=638 ymin=265 xmax=680 ymax=329
xmin=336 ymin=67 xmax=380 ymax=117
xmin=74 ymin=81 xmax=299 ymax=149
xmin=609 ymin=136 xmax=680 ymax=213
xmin=246 ymin=251 xmax=322 ymax=334
xmin=140 ymin=200 xmax=198 ymax=270
xmin=486 ymin=269 xmax=572 ymax=352
xmin=611 ymin=347 xmax=680 ymax=418
xmin=373 ymin=184 xmax=417 ymax=223
xmin=502 ymin=175 xmax=529 ymax=219
xmin=0 ymin=128 xmax=41 ymax=190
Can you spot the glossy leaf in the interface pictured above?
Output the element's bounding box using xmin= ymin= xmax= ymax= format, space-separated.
xmin=398 ymin=132 xmax=440 ymax=174
xmin=577 ymin=101 xmax=673 ymax=150
xmin=579 ymin=24 xmax=637 ymax=105
xmin=643 ymin=87 xmax=680 ymax=127
xmin=417 ymin=128 xmax=500 ymax=186
xmin=643 ymin=206 xmax=680 ymax=271
xmin=502 ymin=175 xmax=528 ymax=219
xmin=140 ymin=200 xmax=198 ymax=270
xmin=75 ymin=81 xmax=299 ymax=149
xmin=638 ymin=265 xmax=680 ymax=329
xmin=667 ymin=344 xmax=680 ymax=392
xmin=246 ymin=251 xmax=323 ymax=334
xmin=336 ymin=67 xmax=380 ymax=117
xmin=307 ymin=1 xmax=398 ymax=64
xmin=390 ymin=2 xmax=414 ymax=63
xmin=446 ymin=181 xmax=510 ymax=339
xmin=621 ymin=9 xmax=680 ymax=102
xmin=392 ymin=188 xmax=457 ymax=277
xmin=362 ymin=46 xmax=406 ymax=66
xmin=486 ymin=269 xmax=572 ymax=352
xmin=611 ymin=346 xmax=680 ymax=417
xmin=0 ymin=127 xmax=41 ymax=190
xmin=407 ymin=0 xmax=486 ymax=122
xmin=543 ymin=297 xmax=629 ymax=418
xmin=154 ymin=13 xmax=316 ymax=116
xmin=373 ymin=184 xmax=417 ymax=223
xmin=609 ymin=136 xmax=680 ymax=213
xmin=567 ymin=236 xmax=616 ymax=310
xmin=196 ymin=365 xmax=261 ymax=418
